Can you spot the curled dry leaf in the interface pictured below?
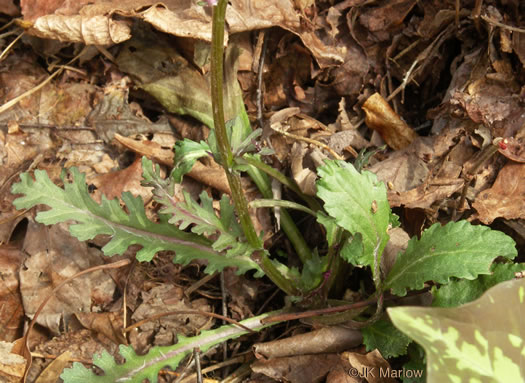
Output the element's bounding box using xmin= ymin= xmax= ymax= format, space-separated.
xmin=113 ymin=133 xmax=231 ymax=195
xmin=253 ymin=326 xmax=362 ymax=359
xmin=21 ymin=0 xmax=343 ymax=67
xmin=472 ymin=162 xmax=525 ymax=224
xmin=290 ymin=142 xmax=317 ymax=196
xmin=344 ymin=349 xmax=398 ymax=383
xmin=0 ymin=245 xmax=25 ymax=342
xmin=362 ymin=93 xmax=418 ymax=150
xmin=28 ymin=15 xmax=131 ymax=45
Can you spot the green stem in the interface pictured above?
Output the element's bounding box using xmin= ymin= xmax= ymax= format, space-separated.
xmin=237 ymin=155 xmax=322 ymax=212
xmin=211 ymin=1 xmax=297 ymax=296
xmin=211 ymin=1 xmax=257 ymax=246
xmin=244 ymin=163 xmax=313 ymax=263
xmin=249 ymin=199 xmax=316 ymax=217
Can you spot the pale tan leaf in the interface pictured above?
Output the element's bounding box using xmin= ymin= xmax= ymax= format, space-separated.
xmin=29 ymin=15 xmax=131 ymax=45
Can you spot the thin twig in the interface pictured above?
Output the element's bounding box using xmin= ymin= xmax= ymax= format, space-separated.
xmin=481 ymin=14 xmax=525 ymax=33
xmin=271 ymin=127 xmax=345 ymax=160
xmin=261 ymin=288 xmax=430 ymax=325
xmin=123 ymin=309 xmax=256 ymax=334
xmin=0 ymin=31 xmax=24 ymax=61
xmin=194 ymin=348 xmax=203 ymax=383
xmin=256 ymin=29 xmax=269 ymax=130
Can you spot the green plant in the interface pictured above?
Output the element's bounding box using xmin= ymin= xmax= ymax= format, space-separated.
xmin=9 ymin=0 xmax=522 ymax=381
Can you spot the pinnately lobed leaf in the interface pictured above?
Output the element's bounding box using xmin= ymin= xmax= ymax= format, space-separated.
xmin=316 ymin=160 xmax=390 ymax=273
xmin=384 ymin=220 xmax=517 ymax=296
xmin=11 ymin=168 xmax=261 ymax=275
xmin=388 ymin=278 xmax=525 ymax=383
xmin=141 ymin=157 xmax=262 ymax=272
xmin=61 ymin=310 xmax=282 ymax=383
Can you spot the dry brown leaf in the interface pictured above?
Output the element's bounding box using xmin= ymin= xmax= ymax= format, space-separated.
xmin=223 ymin=269 xmax=259 ymax=319
xmin=113 ymin=133 xmax=231 ymax=194
xmin=27 ymin=15 xmax=131 ymax=45
xmin=129 ymin=285 xmax=214 ymax=354
xmin=381 ymin=227 xmax=410 ymax=277
xmin=498 ymin=136 xmax=525 ymax=163
xmin=369 ymin=130 xmax=471 ymax=209
xmin=0 ymin=341 xmax=26 ymax=383
xmin=21 ymin=0 xmax=343 ymax=67
xmin=0 ymin=245 xmax=25 ymax=342
xmin=290 ymin=142 xmax=317 ymax=196
xmin=251 ymin=353 xmax=341 ymax=383
xmin=253 ymin=326 xmax=362 ymax=359
xmin=362 ymin=93 xmax=418 ymax=150
xmin=0 ymin=0 xmax=18 ymax=16
xmin=75 ymin=312 xmax=126 ymax=345
xmin=344 ymin=349 xmax=397 ymax=383
xmin=20 ymin=221 xmax=116 ymax=334
xmin=473 ymin=162 xmax=525 ymax=224
xmin=29 ymin=329 xmax=117 ymax=382
xmin=87 ymin=79 xmax=172 ymax=143
xmin=91 ymin=156 xmax=152 ymax=203
xmin=34 ymin=351 xmax=72 ymax=383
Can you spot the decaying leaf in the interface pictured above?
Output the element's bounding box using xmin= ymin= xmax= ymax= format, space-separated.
xmin=473 ymin=162 xmax=525 ymax=224
xmin=26 ymin=15 xmax=131 ymax=45
xmin=362 ymin=93 xmax=418 ymax=150
xmin=19 ymin=221 xmax=117 ymax=334
xmin=0 ymin=341 xmax=26 ymax=383
xmin=0 ymin=245 xmax=24 ymax=342
xmin=253 ymin=326 xmax=362 ymax=359
xmin=344 ymin=349 xmax=399 ymax=383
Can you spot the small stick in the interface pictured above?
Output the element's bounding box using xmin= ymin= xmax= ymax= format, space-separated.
xmin=194 ymin=348 xmax=203 ymax=383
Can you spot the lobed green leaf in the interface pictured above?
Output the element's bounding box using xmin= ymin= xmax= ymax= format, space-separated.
xmin=12 ymin=168 xmax=261 ymax=275
xmin=431 ymin=262 xmax=525 ymax=307
xmin=362 ymin=318 xmax=412 ymax=359
xmin=61 ymin=311 xmax=281 ymax=383
xmin=316 ymin=160 xmax=390 ymax=274
xmin=384 ymin=220 xmax=517 ymax=296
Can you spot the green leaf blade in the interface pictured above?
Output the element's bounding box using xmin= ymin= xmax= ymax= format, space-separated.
xmin=11 ymin=168 xmax=262 ymax=275
xmin=384 ymin=220 xmax=517 ymax=296
xmin=316 ymin=160 xmax=390 ymax=271
xmin=432 ymin=263 xmax=525 ymax=307
xmin=61 ymin=311 xmax=282 ymax=383
xmin=362 ymin=319 xmax=412 ymax=358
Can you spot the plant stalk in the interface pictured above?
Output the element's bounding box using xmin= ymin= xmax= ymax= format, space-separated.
xmin=211 ymin=0 xmax=297 ymax=296
xmin=244 ymin=162 xmax=313 ymax=263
